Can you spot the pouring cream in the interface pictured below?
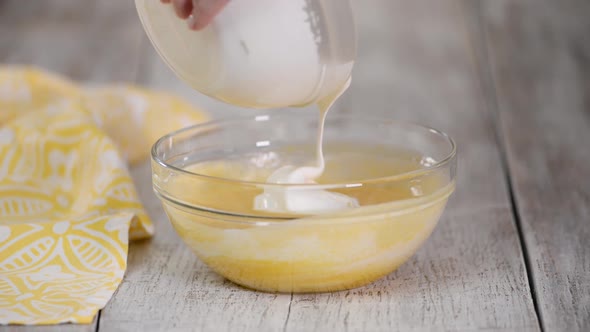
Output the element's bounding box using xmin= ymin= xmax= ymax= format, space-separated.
xmin=136 ymin=0 xmax=359 ymax=213
xmin=254 ymin=77 xmax=360 ymax=214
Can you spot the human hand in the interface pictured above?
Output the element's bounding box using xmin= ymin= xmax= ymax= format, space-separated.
xmin=161 ymin=0 xmax=229 ymax=30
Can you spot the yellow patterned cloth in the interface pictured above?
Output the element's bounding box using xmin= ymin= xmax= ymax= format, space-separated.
xmin=0 ymin=67 xmax=207 ymax=325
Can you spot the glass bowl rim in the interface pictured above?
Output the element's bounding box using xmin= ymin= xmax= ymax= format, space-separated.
xmin=151 ymin=112 xmax=457 ymax=190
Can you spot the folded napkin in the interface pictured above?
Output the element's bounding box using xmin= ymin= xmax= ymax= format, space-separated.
xmin=0 ymin=67 xmax=207 ymax=325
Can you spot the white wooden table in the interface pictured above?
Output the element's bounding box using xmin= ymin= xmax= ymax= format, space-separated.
xmin=1 ymin=0 xmax=589 ymax=331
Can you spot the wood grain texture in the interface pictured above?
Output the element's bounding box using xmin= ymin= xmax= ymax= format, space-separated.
xmin=478 ymin=0 xmax=590 ymax=330
xmin=280 ymin=1 xmax=539 ymax=331
xmin=2 ymin=323 xmax=95 ymax=332
xmin=100 ymin=0 xmax=540 ymax=331
xmin=0 ymin=0 xmax=143 ymax=82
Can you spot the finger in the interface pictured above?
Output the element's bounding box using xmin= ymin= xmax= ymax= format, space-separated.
xmin=188 ymin=0 xmax=229 ymax=30
xmin=172 ymin=0 xmax=193 ymax=19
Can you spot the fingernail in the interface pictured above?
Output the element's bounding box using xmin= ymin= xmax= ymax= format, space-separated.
xmin=187 ymin=14 xmax=198 ymax=30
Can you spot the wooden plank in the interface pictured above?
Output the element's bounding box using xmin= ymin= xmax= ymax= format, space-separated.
xmin=101 ymin=0 xmax=540 ymax=331
xmin=280 ymin=0 xmax=540 ymax=331
xmin=478 ymin=0 xmax=590 ymax=331
xmin=0 ymin=1 xmax=144 ymax=331
xmin=1 ymin=315 xmax=97 ymax=332
xmin=0 ymin=0 xmax=144 ymax=82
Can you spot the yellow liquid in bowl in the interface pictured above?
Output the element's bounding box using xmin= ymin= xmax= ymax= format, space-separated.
xmin=159 ymin=144 xmax=454 ymax=293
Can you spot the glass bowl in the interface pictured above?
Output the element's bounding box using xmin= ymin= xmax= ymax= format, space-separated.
xmin=151 ymin=112 xmax=456 ymax=293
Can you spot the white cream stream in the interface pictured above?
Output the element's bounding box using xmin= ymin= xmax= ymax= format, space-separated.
xmin=254 ymin=78 xmax=360 ymax=214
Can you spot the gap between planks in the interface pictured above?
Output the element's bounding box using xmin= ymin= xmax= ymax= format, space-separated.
xmin=459 ymin=0 xmax=544 ymax=330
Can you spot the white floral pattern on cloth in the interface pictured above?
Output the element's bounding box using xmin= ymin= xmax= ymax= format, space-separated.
xmin=0 ymin=67 xmax=208 ymax=325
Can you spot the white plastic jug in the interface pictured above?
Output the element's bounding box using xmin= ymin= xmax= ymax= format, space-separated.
xmin=135 ymin=0 xmax=357 ymax=109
